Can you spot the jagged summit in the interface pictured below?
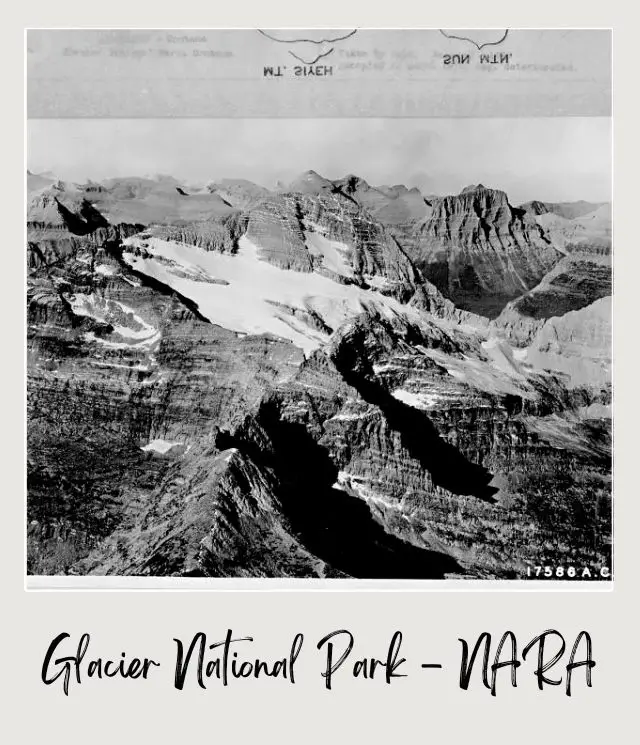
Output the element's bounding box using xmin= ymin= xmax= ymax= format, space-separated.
xmin=406 ymin=184 xmax=559 ymax=315
xmin=452 ymin=184 xmax=510 ymax=207
xmin=333 ymin=174 xmax=371 ymax=194
xmin=520 ymin=199 xmax=550 ymax=216
xmin=459 ymin=183 xmax=498 ymax=195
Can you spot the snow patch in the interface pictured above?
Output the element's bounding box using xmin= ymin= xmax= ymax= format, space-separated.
xmin=329 ymin=411 xmax=369 ymax=422
xmin=372 ymin=362 xmax=399 ymax=374
xmin=90 ymin=360 xmax=152 ymax=372
xmin=303 ymin=223 xmax=354 ymax=278
xmin=221 ymin=447 xmax=238 ymax=463
xmin=481 ymin=335 xmax=523 ymax=375
xmin=69 ymin=293 xmax=161 ymax=349
xmin=365 ymin=275 xmax=393 ymax=291
xmin=579 ymin=402 xmax=611 ymax=419
xmin=333 ymin=472 xmax=403 ymax=513
xmin=446 ymin=367 xmax=466 ymax=380
xmin=141 ymin=439 xmax=183 ymax=454
xmin=420 ymin=346 xmax=531 ymax=398
xmin=392 ymin=389 xmax=443 ymax=410
xmin=94 ymin=264 xmax=118 ymax=276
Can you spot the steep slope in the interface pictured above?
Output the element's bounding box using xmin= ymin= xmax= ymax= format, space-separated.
xmin=494 ymin=252 xmax=612 ymax=346
xmin=525 ymin=297 xmax=612 ymax=389
xmin=530 ymin=205 xmax=611 ymax=256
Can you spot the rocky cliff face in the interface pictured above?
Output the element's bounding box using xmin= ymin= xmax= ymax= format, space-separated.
xmin=386 ymin=185 xmax=563 ymax=317
xmin=26 ymin=171 xmax=612 ymax=580
xmin=149 ymin=213 xmax=248 ymax=254
xmin=244 ymin=190 xmax=421 ymax=298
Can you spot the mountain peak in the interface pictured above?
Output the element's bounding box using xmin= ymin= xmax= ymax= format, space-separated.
xmin=286 ymin=169 xmax=336 ymax=194
xmin=301 ymin=169 xmax=324 ymax=181
xmin=333 ymin=174 xmax=371 ymax=195
xmin=454 ymin=184 xmax=511 ymax=207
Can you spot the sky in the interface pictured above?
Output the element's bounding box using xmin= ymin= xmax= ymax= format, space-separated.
xmin=27 ymin=117 xmax=611 ymax=205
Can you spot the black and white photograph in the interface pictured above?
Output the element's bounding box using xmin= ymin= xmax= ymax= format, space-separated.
xmin=26 ymin=29 xmax=612 ymax=583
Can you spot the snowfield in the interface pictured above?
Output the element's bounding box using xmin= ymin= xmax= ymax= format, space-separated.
xmin=122 ymin=235 xmax=422 ymax=354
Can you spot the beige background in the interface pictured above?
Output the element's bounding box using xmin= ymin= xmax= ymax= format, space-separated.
xmin=6 ymin=1 xmax=637 ymax=742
